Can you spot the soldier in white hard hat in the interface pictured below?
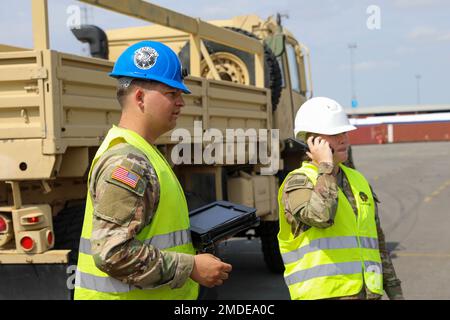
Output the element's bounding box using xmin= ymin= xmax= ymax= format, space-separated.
xmin=277 ymin=97 xmax=403 ymax=300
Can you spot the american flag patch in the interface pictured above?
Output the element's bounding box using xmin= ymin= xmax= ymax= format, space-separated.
xmin=111 ymin=166 xmax=140 ymax=189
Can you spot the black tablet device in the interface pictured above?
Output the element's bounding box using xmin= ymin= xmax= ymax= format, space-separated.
xmin=189 ymin=200 xmax=259 ymax=253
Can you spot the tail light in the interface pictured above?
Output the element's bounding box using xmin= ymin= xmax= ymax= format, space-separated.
xmin=0 ymin=216 xmax=6 ymax=232
xmin=20 ymin=236 xmax=35 ymax=251
xmin=13 ymin=205 xmax=54 ymax=253
xmin=0 ymin=214 xmax=13 ymax=247
xmin=27 ymin=216 xmax=40 ymax=224
xmin=46 ymin=230 xmax=53 ymax=245
xmin=20 ymin=214 xmax=43 ymax=226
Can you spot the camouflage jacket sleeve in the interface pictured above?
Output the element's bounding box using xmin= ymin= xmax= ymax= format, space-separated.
xmin=282 ymin=162 xmax=338 ymax=237
xmin=372 ymin=190 xmax=404 ymax=299
xmin=89 ymin=143 xmax=194 ymax=290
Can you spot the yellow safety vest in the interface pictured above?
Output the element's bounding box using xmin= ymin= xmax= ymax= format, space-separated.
xmin=278 ymin=162 xmax=383 ymax=300
xmin=74 ymin=126 xmax=199 ymax=300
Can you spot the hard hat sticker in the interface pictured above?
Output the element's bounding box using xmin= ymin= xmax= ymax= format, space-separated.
xmin=134 ymin=47 xmax=159 ymax=70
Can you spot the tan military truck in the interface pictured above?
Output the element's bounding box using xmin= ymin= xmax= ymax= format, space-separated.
xmin=0 ymin=0 xmax=312 ymax=299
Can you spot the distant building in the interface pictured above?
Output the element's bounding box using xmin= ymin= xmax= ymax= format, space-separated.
xmin=344 ymin=105 xmax=450 ymax=144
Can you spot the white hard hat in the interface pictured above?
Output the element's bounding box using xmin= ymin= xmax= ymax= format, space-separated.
xmin=294 ymin=97 xmax=357 ymax=141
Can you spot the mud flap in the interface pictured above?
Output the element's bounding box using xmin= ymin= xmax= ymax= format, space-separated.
xmin=0 ymin=264 xmax=73 ymax=300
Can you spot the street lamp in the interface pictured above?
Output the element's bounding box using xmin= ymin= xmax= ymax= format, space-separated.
xmin=348 ymin=43 xmax=358 ymax=108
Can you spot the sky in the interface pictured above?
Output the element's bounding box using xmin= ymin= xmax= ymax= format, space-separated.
xmin=2 ymin=0 xmax=450 ymax=108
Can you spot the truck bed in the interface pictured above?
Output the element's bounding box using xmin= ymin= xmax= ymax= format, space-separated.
xmin=0 ymin=49 xmax=271 ymax=181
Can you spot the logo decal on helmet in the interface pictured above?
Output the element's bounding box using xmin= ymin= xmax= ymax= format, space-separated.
xmin=133 ymin=47 xmax=159 ymax=70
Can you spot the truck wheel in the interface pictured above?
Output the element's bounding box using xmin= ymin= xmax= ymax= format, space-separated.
xmin=179 ymin=27 xmax=283 ymax=111
xmin=53 ymin=201 xmax=86 ymax=266
xmin=258 ymin=220 xmax=285 ymax=273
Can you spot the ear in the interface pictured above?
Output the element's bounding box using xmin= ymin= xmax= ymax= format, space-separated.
xmin=132 ymin=87 xmax=145 ymax=111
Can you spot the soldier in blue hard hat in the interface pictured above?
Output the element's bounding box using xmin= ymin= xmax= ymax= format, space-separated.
xmin=74 ymin=41 xmax=232 ymax=300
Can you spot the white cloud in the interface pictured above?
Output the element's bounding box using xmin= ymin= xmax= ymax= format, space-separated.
xmin=394 ymin=46 xmax=416 ymax=55
xmin=408 ymin=26 xmax=450 ymax=42
xmin=339 ymin=60 xmax=398 ymax=72
xmin=393 ymin=0 xmax=447 ymax=8
xmin=437 ymin=32 xmax=450 ymax=41
xmin=408 ymin=26 xmax=439 ymax=39
xmin=147 ymin=0 xmax=293 ymax=21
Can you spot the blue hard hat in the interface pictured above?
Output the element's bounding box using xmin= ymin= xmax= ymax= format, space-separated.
xmin=109 ymin=40 xmax=191 ymax=94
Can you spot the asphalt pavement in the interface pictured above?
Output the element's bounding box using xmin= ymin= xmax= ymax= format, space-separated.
xmin=215 ymin=141 xmax=450 ymax=300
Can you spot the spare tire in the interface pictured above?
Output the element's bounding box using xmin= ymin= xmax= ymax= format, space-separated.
xmin=179 ymin=27 xmax=282 ymax=111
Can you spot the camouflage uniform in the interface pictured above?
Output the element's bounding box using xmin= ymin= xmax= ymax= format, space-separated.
xmin=88 ymin=142 xmax=194 ymax=289
xmin=282 ymin=162 xmax=404 ymax=300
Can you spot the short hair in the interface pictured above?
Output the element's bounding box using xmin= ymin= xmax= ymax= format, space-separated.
xmin=116 ymin=77 xmax=158 ymax=108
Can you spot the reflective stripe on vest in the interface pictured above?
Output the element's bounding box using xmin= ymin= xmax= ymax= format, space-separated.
xmin=281 ymin=236 xmax=379 ymax=264
xmin=277 ymin=162 xmax=383 ymax=300
xmin=76 ymin=270 xmax=132 ymax=293
xmin=78 ymin=229 xmax=191 ymax=255
xmin=284 ymin=261 xmax=382 ymax=286
xmin=74 ymin=126 xmax=198 ymax=300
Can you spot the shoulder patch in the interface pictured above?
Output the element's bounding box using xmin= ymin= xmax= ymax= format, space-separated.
xmin=106 ymin=158 xmax=148 ymax=197
xmin=111 ymin=166 xmax=141 ymax=189
xmin=285 ymin=174 xmax=312 ymax=192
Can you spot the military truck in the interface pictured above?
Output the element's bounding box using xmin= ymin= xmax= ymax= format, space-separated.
xmin=0 ymin=0 xmax=312 ymax=299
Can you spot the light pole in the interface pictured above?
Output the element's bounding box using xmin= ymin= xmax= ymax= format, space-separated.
xmin=415 ymin=74 xmax=421 ymax=105
xmin=348 ymin=43 xmax=358 ymax=108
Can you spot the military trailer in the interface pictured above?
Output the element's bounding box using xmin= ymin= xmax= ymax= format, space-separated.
xmin=0 ymin=0 xmax=312 ymax=299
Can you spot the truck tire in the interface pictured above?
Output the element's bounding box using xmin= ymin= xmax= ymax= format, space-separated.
xmin=258 ymin=220 xmax=285 ymax=274
xmin=179 ymin=27 xmax=282 ymax=111
xmin=53 ymin=201 xmax=86 ymax=266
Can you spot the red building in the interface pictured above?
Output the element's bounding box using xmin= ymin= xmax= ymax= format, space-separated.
xmin=345 ymin=105 xmax=450 ymax=145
